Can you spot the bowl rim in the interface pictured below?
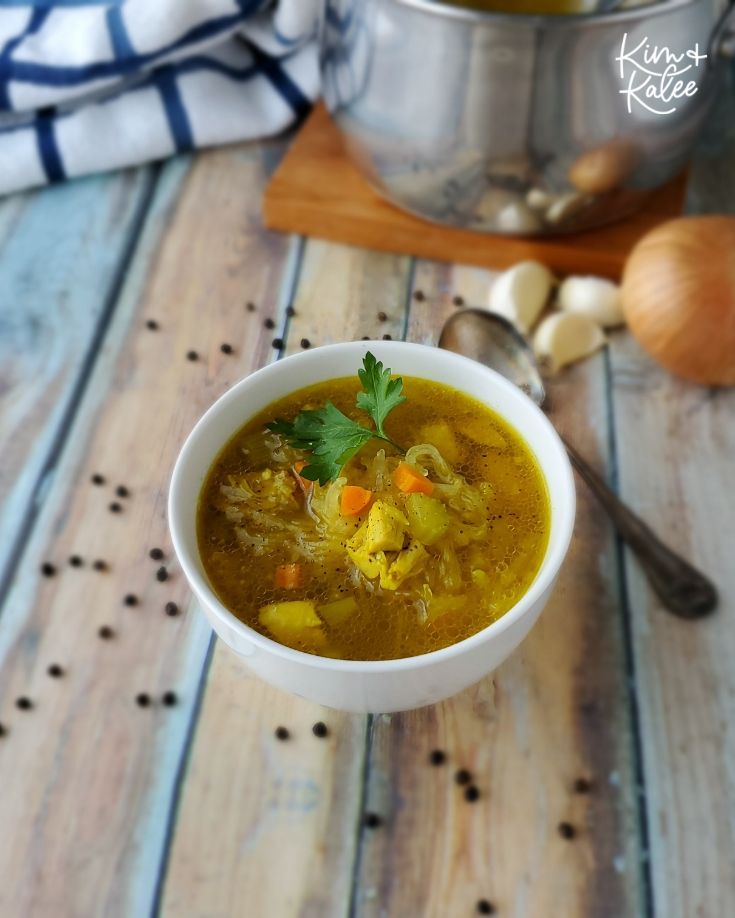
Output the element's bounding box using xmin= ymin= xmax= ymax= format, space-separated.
xmin=169 ymin=340 xmax=576 ymax=673
xmin=392 ymin=0 xmax=698 ymax=27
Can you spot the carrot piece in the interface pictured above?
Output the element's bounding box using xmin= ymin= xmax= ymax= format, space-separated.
xmin=392 ymin=462 xmax=434 ymax=495
xmin=274 ymin=563 xmax=303 ymax=590
xmin=340 ymin=485 xmax=373 ymax=517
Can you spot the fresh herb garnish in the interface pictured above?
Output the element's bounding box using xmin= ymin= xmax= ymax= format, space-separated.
xmin=268 ymin=352 xmax=405 ymax=484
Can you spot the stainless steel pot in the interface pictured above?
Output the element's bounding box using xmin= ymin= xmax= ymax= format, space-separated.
xmin=320 ymin=0 xmax=735 ymax=235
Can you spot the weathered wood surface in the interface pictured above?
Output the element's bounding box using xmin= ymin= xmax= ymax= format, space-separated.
xmin=0 ymin=94 xmax=732 ymax=918
xmin=354 ymin=266 xmax=642 ymax=918
xmin=0 ymin=168 xmax=155 ymax=587
xmin=160 ymin=241 xmax=411 ymax=917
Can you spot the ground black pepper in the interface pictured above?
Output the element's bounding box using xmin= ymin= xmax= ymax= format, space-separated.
xmin=136 ymin=693 xmax=151 ymax=708
xmin=47 ymin=664 xmax=64 ymax=678
xmin=162 ymin=691 xmax=177 ymax=707
xmin=16 ymin=697 xmax=33 ymax=711
xmin=464 ymin=785 xmax=480 ymax=803
xmin=429 ymin=749 xmax=446 ymax=766
xmin=476 ymin=899 xmax=495 ymax=915
xmin=68 ymin=555 xmax=83 ymax=568
xmin=149 ymin=548 xmax=164 ymax=561
xmin=364 ymin=812 xmax=382 ymax=829
xmin=156 ymin=566 xmax=168 ymax=582
xmin=109 ymin=502 xmax=123 ymax=513
xmin=220 ymin=343 xmax=233 ymax=354
xmin=98 ymin=626 xmax=115 ymax=640
xmin=146 ymin=319 xmax=159 ymax=330
xmin=312 ymin=721 xmax=328 ymax=738
xmin=91 ymin=473 xmax=105 ymax=485
xmin=123 ymin=594 xmax=138 ymax=607
xmin=165 ymin=602 xmax=179 ymax=616
xmin=264 ymin=317 xmax=275 ymax=329
xmin=40 ymin=562 xmax=56 ymax=577
xmin=93 ymin=559 xmax=108 ymax=572
xmin=455 ymin=769 xmax=472 ymax=786
xmin=275 ymin=726 xmax=290 ymax=741
xmin=558 ymin=822 xmax=576 ymax=840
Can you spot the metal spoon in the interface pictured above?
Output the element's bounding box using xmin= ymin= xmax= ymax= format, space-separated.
xmin=439 ymin=308 xmax=718 ymax=619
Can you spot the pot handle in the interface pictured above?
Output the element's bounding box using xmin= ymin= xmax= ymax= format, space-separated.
xmin=711 ymin=1 xmax=735 ymax=60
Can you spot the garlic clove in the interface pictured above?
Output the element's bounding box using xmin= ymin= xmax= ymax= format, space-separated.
xmin=526 ymin=187 xmax=558 ymax=211
xmin=487 ymin=260 xmax=555 ymax=333
xmin=533 ymin=312 xmax=606 ymax=371
xmin=495 ymin=201 xmax=542 ymax=234
xmin=558 ymin=276 xmax=624 ymax=328
xmin=545 ymin=191 xmax=592 ymax=225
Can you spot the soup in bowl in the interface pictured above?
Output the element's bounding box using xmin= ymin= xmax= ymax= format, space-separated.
xmin=169 ymin=341 xmax=575 ymax=712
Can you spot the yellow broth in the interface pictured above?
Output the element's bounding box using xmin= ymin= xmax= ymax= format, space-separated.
xmin=197 ymin=376 xmax=550 ymax=661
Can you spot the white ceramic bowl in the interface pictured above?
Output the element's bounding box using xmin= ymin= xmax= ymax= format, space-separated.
xmin=169 ymin=341 xmax=575 ymax=713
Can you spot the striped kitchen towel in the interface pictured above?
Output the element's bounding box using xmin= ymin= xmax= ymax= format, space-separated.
xmin=0 ymin=0 xmax=320 ymax=197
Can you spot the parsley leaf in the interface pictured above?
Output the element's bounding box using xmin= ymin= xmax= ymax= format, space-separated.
xmin=268 ymin=402 xmax=373 ymax=484
xmin=267 ymin=352 xmax=405 ymax=484
xmin=356 ymin=351 xmax=407 ymax=438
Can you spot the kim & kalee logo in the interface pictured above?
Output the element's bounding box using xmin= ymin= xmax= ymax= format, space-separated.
xmin=616 ymin=32 xmax=707 ymax=116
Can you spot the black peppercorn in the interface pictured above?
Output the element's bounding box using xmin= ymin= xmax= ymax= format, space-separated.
xmin=464 ymin=785 xmax=480 ymax=803
xmin=0 ymin=723 xmax=6 ymax=738
xmin=165 ymin=602 xmax=179 ymax=617
xmin=186 ymin=350 xmax=199 ymax=362
xmin=16 ymin=697 xmax=33 ymax=711
xmin=115 ymin=485 xmax=130 ymax=499
xmin=146 ymin=319 xmax=159 ymax=330
xmin=68 ymin=555 xmax=83 ymax=568
xmin=136 ymin=693 xmax=151 ymax=708
xmin=361 ymin=336 xmax=370 ymax=341
xmin=156 ymin=566 xmax=168 ymax=582
xmin=382 ymin=334 xmax=392 ymax=340
xmin=123 ymin=594 xmax=138 ymax=607
xmin=477 ymin=900 xmax=495 ymax=915
xmin=40 ymin=562 xmax=56 ymax=577
xmin=162 ymin=691 xmax=177 ymax=707
xmin=275 ymin=726 xmax=290 ymax=741
xmin=573 ymin=777 xmax=592 ymax=794
xmin=429 ymin=749 xmax=446 ymax=766
xmin=98 ymin=625 xmax=115 ymax=640
xmin=413 ymin=290 xmax=425 ymax=302
xmin=377 ymin=311 xmax=388 ymax=322
xmin=312 ymin=721 xmax=328 ymax=738
xmin=246 ymin=301 xmax=256 ymax=312
xmin=149 ymin=548 xmax=164 ymax=561
xmin=47 ymin=664 xmax=64 ymax=678
xmin=92 ymin=559 xmax=108 ymax=572
xmin=271 ymin=338 xmax=284 ymax=350
xmin=220 ymin=343 xmax=233 ymax=354
xmin=452 ymin=295 xmax=465 ymax=307
xmin=286 ymin=306 xmax=296 ymax=318
xmin=300 ymin=338 xmax=311 ymax=349
xmin=91 ymin=473 xmax=105 ymax=485
xmin=455 ymin=768 xmax=472 ymax=786
xmin=558 ymin=822 xmax=576 ymax=840
xmin=364 ymin=812 xmax=382 ymax=829
xmin=109 ymin=502 xmax=122 ymax=513
xmin=264 ymin=317 xmax=275 ymax=330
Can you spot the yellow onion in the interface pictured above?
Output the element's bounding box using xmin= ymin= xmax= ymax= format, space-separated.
xmin=621 ymin=216 xmax=735 ymax=386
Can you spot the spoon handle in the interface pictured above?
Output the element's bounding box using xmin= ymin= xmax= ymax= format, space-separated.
xmin=561 ymin=436 xmax=718 ymax=619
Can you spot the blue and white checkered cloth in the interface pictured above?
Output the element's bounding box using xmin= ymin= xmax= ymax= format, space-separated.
xmin=0 ymin=1 xmax=320 ymax=196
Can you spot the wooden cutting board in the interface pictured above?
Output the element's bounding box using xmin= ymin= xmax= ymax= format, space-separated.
xmin=263 ymin=103 xmax=687 ymax=279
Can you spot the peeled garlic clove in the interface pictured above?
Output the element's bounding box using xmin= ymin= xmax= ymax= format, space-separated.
xmin=488 ymin=260 xmax=554 ymax=333
xmin=533 ymin=312 xmax=606 ymax=371
xmin=558 ymin=276 xmax=624 ymax=328
xmin=495 ymin=201 xmax=542 ymax=234
xmin=526 ymin=187 xmax=558 ymax=211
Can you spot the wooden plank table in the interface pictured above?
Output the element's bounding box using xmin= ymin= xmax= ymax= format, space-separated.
xmin=0 ymin=91 xmax=733 ymax=917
